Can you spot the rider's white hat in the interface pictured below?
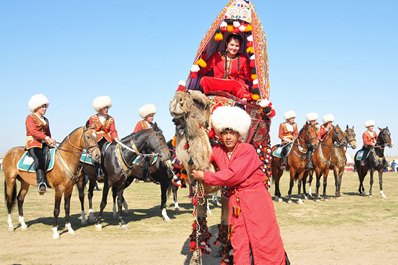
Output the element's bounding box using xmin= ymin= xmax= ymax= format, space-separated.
xmin=92 ymin=96 xmax=112 ymax=112
xmin=211 ymin=106 xmax=251 ymax=141
xmin=364 ymin=120 xmax=375 ymax=128
xmin=28 ymin=94 xmax=49 ymax=112
xmin=139 ymin=104 xmax=156 ymax=118
xmin=284 ymin=110 xmax=296 ymax=120
xmin=306 ymin=112 xmax=318 ymax=122
xmin=323 ymin=114 xmax=335 ymax=123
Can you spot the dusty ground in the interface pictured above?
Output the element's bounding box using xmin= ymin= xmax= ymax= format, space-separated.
xmin=0 ymin=171 xmax=397 ymax=265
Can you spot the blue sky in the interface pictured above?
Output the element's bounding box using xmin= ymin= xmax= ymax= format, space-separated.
xmin=1 ymin=0 xmax=397 ymax=158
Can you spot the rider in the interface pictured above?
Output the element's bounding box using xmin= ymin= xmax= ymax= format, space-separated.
xmin=87 ymin=96 xmax=119 ymax=179
xmin=198 ymin=33 xmax=252 ymax=101
xmin=133 ymin=104 xmax=156 ymax=132
xmin=305 ymin=112 xmax=319 ymax=169
xmin=318 ymin=114 xmax=334 ymax=141
xmin=191 ymin=106 xmax=287 ymax=264
xmin=360 ymin=120 xmax=377 ymax=166
xmin=278 ymin=110 xmax=298 ymax=169
xmin=25 ymin=94 xmax=57 ymax=194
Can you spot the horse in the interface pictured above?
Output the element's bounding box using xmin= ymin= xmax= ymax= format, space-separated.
xmin=271 ymin=122 xmax=319 ymax=204
xmin=2 ymin=126 xmax=101 ymax=239
xmin=308 ymin=125 xmax=345 ymax=201
xmin=93 ymin=128 xmax=172 ymax=229
xmin=331 ymin=125 xmax=356 ymax=197
xmin=354 ymin=127 xmax=393 ymax=198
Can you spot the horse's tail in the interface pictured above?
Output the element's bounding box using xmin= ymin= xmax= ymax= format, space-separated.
xmin=4 ymin=180 xmax=17 ymax=211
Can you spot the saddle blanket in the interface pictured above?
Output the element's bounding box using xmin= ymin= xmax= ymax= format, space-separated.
xmin=80 ymin=152 xmax=94 ymax=165
xmin=17 ymin=148 xmax=56 ymax=172
xmin=356 ymin=150 xmax=365 ymax=161
xmin=272 ymin=144 xmax=293 ymax=158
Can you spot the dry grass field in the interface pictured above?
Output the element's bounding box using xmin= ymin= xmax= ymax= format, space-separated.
xmin=0 ymin=170 xmax=397 ymax=265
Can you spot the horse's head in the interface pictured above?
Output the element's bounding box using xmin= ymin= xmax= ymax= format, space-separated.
xmin=333 ymin=125 xmax=346 ymax=146
xmin=146 ymin=128 xmax=171 ymax=162
xmin=299 ymin=122 xmax=319 ymax=148
xmin=81 ymin=126 xmax=101 ymax=162
xmin=378 ymin=127 xmax=393 ymax=148
xmin=345 ymin=125 xmax=357 ymax=149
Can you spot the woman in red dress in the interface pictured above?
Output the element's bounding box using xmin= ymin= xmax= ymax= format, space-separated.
xmin=133 ymin=103 xmax=156 ymax=133
xmin=192 ymin=106 xmax=287 ymax=264
xmin=25 ymin=93 xmax=57 ymax=193
xmin=199 ymin=34 xmax=252 ymax=100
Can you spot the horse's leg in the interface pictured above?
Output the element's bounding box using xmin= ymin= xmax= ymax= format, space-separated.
xmin=52 ymin=188 xmax=63 ymax=239
xmin=87 ymin=178 xmax=96 ymax=222
xmin=308 ymin=171 xmax=313 ymax=197
xmin=287 ymin=171 xmax=295 ymax=203
xmin=272 ymin=167 xmax=283 ymax=202
xmin=172 ymin=185 xmax=180 ymax=211
xmin=302 ymin=171 xmax=308 ymax=200
xmin=117 ymin=189 xmax=127 ymax=228
xmin=369 ymin=169 xmax=374 ymax=197
xmin=76 ymin=175 xmax=87 ymax=225
xmin=160 ymin=181 xmax=170 ymax=221
xmin=334 ymin=168 xmax=341 ymax=197
xmin=63 ymin=185 xmax=75 ymax=235
xmin=322 ymin=172 xmax=329 ymax=200
xmin=16 ymin=181 xmax=30 ymax=230
xmin=315 ymin=171 xmax=322 ymax=201
xmin=378 ymin=170 xmax=386 ymax=198
xmin=112 ymin=185 xmax=118 ymax=218
xmin=95 ymin=180 xmax=110 ymax=230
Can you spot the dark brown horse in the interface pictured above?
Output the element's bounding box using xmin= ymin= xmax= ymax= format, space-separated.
xmin=94 ymin=128 xmax=172 ymax=229
xmin=354 ymin=127 xmax=392 ymax=198
xmin=271 ymin=122 xmax=318 ymax=203
xmin=3 ymin=126 xmax=101 ymax=239
xmin=308 ymin=125 xmax=345 ymax=201
xmin=331 ymin=125 xmax=356 ymax=197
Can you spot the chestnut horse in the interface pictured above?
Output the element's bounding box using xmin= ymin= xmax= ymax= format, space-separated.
xmin=271 ymin=122 xmax=318 ymax=204
xmin=308 ymin=125 xmax=345 ymax=201
xmin=94 ymin=128 xmax=172 ymax=229
xmin=331 ymin=125 xmax=356 ymax=197
xmin=354 ymin=127 xmax=392 ymax=198
xmin=2 ymin=126 xmax=101 ymax=239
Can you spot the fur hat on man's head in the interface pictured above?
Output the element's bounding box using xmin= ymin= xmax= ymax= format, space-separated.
xmin=323 ymin=114 xmax=335 ymax=123
xmin=211 ymin=106 xmax=252 ymax=141
xmin=364 ymin=120 xmax=375 ymax=128
xmin=139 ymin=104 xmax=156 ymax=118
xmin=93 ymin=96 xmax=112 ymax=112
xmin=284 ymin=110 xmax=296 ymax=120
xmin=28 ymin=94 xmax=49 ymax=112
xmin=306 ymin=112 xmax=319 ymax=122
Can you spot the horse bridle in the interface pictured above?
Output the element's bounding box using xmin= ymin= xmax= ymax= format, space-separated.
xmin=56 ymin=127 xmax=99 ymax=156
xmin=344 ymin=129 xmax=356 ymax=148
xmin=293 ymin=123 xmax=317 ymax=157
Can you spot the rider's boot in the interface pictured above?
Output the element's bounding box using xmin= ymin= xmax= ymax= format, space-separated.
xmin=36 ymin=169 xmax=47 ymax=194
xmin=95 ymin=162 xmax=105 ymax=181
xmin=306 ymin=151 xmax=313 ymax=169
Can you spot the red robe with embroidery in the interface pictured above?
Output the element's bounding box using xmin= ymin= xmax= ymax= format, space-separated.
xmin=199 ymin=52 xmax=252 ymax=100
xmin=204 ymin=143 xmax=286 ymax=265
xmin=133 ymin=120 xmax=151 ymax=133
xmin=362 ymin=130 xmax=377 ymax=146
xmin=25 ymin=114 xmax=52 ymax=149
xmin=278 ymin=122 xmax=298 ymax=143
xmin=318 ymin=124 xmax=331 ymax=141
xmin=88 ymin=114 xmax=118 ymax=142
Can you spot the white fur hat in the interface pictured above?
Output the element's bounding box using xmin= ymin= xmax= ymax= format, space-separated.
xmin=306 ymin=112 xmax=319 ymax=121
xmin=92 ymin=96 xmax=112 ymax=112
xmin=28 ymin=94 xmax=49 ymax=112
xmin=364 ymin=120 xmax=375 ymax=127
xmin=284 ymin=110 xmax=296 ymax=120
xmin=323 ymin=114 xmax=335 ymax=123
xmin=211 ymin=106 xmax=252 ymax=141
xmin=139 ymin=104 xmax=156 ymax=118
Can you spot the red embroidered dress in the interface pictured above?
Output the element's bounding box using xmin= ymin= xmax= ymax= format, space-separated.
xmin=25 ymin=114 xmax=51 ymax=149
xmin=200 ymin=52 xmax=252 ymax=100
xmin=204 ymin=143 xmax=286 ymax=264
xmin=133 ymin=120 xmax=151 ymax=133
xmin=88 ymin=114 xmax=118 ymax=142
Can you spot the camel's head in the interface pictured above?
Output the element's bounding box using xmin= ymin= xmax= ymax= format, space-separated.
xmin=169 ymin=91 xmax=191 ymax=119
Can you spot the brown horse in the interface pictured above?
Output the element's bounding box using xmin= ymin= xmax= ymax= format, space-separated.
xmin=2 ymin=126 xmax=101 ymax=239
xmin=271 ymin=122 xmax=318 ymax=204
xmin=354 ymin=127 xmax=393 ymax=198
xmin=331 ymin=125 xmax=356 ymax=197
xmin=308 ymin=125 xmax=345 ymax=201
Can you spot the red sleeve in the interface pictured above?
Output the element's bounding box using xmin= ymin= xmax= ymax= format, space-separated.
xmin=204 ymin=144 xmax=262 ymax=187
xmin=242 ymin=55 xmax=252 ymax=83
xmin=25 ymin=115 xmax=48 ymax=140
xmin=133 ymin=121 xmax=144 ymax=133
xmin=199 ymin=53 xmax=217 ymax=76
xmin=109 ymin=119 xmax=118 ymax=139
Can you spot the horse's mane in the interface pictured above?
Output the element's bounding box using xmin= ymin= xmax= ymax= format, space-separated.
xmin=59 ymin=126 xmax=83 ymax=146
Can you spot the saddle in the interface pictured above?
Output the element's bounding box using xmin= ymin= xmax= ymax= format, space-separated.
xmin=17 ymin=148 xmax=56 ymax=172
xmin=272 ymin=143 xmax=293 ymax=158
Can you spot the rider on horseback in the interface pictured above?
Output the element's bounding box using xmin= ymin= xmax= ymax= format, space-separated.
xmin=278 ymin=110 xmax=298 ymax=169
xmin=318 ymin=114 xmax=334 ymax=141
xmin=25 ymin=94 xmax=57 ymax=194
xmin=305 ymin=112 xmax=319 ymax=169
xmin=359 ymin=120 xmax=388 ymax=168
xmin=87 ymin=96 xmax=119 ymax=180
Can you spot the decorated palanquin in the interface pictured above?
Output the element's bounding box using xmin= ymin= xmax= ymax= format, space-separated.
xmin=175 ymin=1 xmax=274 ymax=263
xmin=178 ymin=0 xmax=274 ymax=188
